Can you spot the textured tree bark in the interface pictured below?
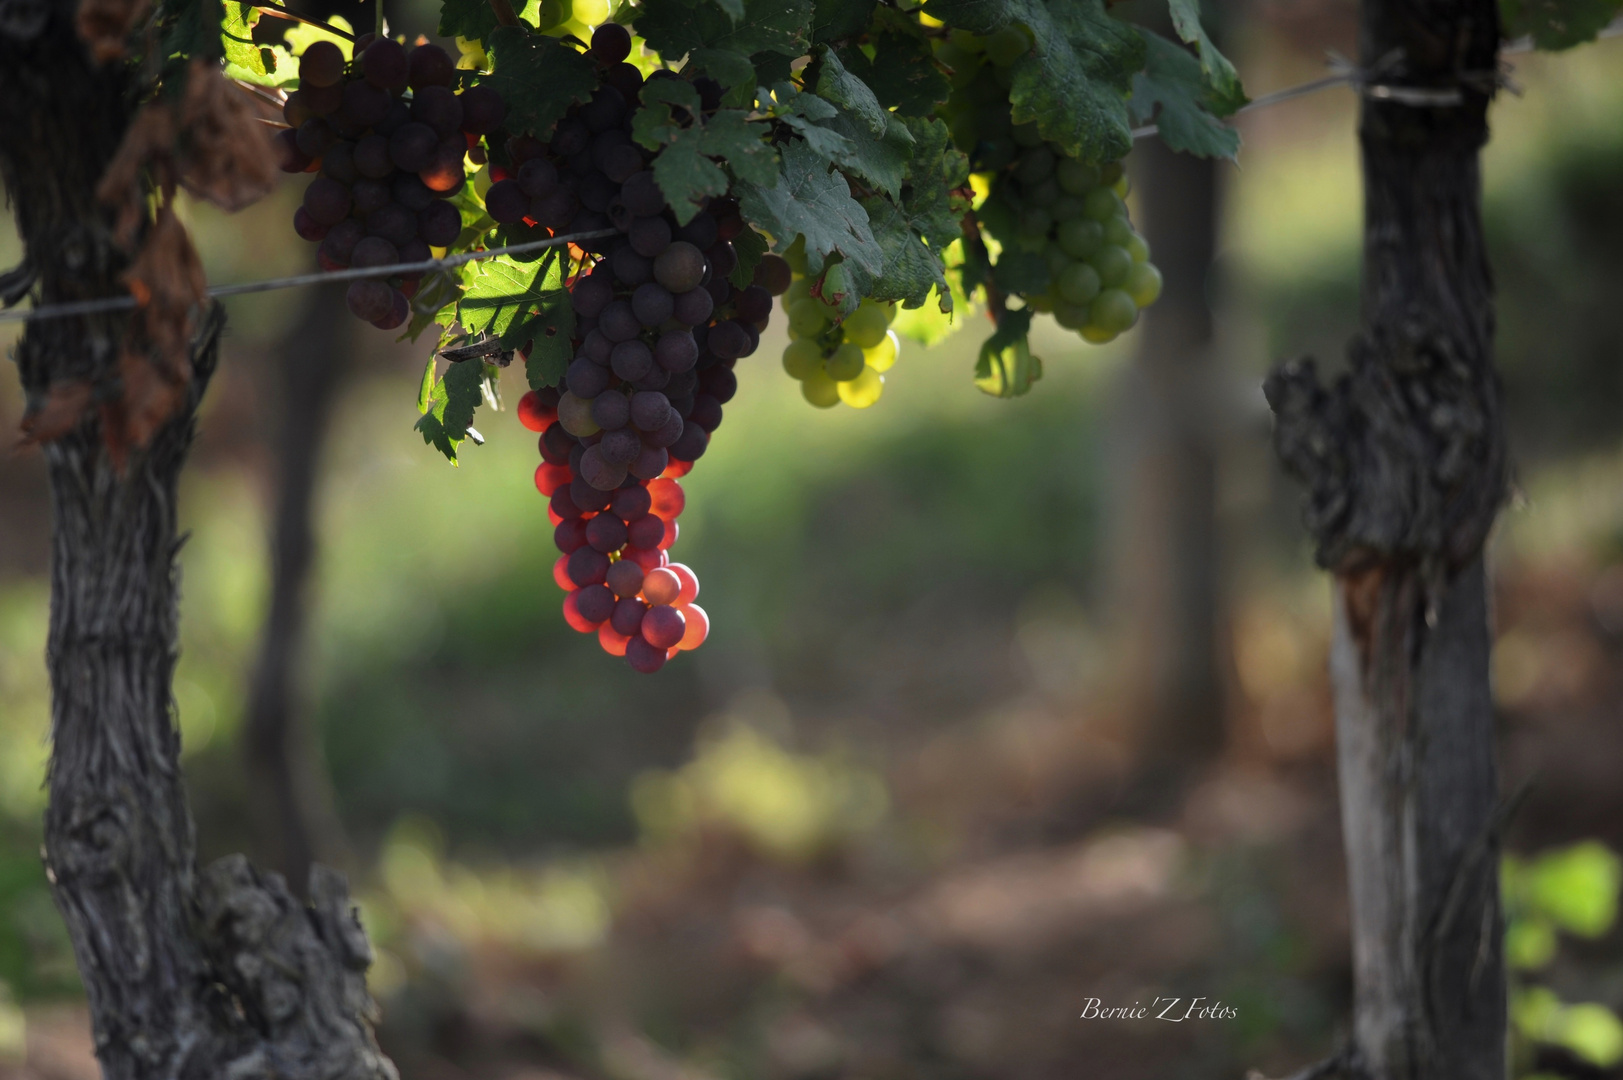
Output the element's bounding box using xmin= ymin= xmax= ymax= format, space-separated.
xmin=244 ymin=283 xmax=355 ymax=892
xmin=1 ymin=6 xmax=396 ymax=1079
xmin=1112 ymin=129 xmax=1225 ymax=785
xmin=1265 ymin=2 xmax=1507 ymax=1077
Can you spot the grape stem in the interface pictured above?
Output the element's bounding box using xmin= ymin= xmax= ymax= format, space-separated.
xmin=374 ymin=0 xmax=384 ymax=39
xmin=959 ymin=209 xmax=1006 ymax=322
xmin=487 ymin=0 xmax=521 ymax=28
xmin=252 ymin=4 xmax=358 ymax=42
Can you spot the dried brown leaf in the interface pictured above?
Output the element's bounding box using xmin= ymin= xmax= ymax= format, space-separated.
xmin=17 ymin=380 xmax=94 ymax=447
xmin=123 ymin=205 xmax=206 ymax=374
xmin=179 ymin=59 xmax=278 ymax=212
xmin=76 ymin=0 xmax=151 ymax=63
xmin=98 ymin=103 xmax=176 ymax=247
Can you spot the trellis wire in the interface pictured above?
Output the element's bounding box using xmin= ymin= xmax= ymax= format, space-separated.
xmin=3 ymin=18 xmax=1621 ymax=328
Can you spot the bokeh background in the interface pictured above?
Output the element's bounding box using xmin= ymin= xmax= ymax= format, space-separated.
xmin=3 ymin=2 xmax=1623 ymax=1077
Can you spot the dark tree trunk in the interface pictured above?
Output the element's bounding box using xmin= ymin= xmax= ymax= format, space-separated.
xmin=1265 ymin=1 xmax=1507 ymax=1077
xmin=0 ymin=7 xmax=395 ymax=1079
xmin=1112 ymin=129 xmax=1225 ymax=786
xmin=244 ymin=283 xmax=354 ymax=892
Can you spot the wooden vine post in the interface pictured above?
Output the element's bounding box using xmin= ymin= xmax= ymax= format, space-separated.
xmin=1265 ymin=0 xmax=1508 ymax=1076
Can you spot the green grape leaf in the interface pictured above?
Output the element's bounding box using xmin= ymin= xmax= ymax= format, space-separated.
xmin=709 ymin=0 xmax=746 ymax=20
xmin=636 ymin=85 xmax=776 ymax=224
xmin=220 ymin=1 xmax=270 ymax=77
xmin=688 ymin=47 xmax=757 ymax=91
xmin=1502 ymin=0 xmax=1623 ymax=48
xmin=634 ymin=0 xmax=814 ymax=59
xmin=439 ymin=0 xmax=499 ymax=45
xmin=1130 ymin=31 xmax=1240 ymax=160
xmin=900 ymin=115 xmax=970 ymax=250
xmin=1164 ymin=0 xmax=1246 ymax=114
xmin=734 ymin=137 xmax=883 ymax=277
xmin=974 ymin=307 xmax=1040 ymax=397
xmin=730 ymin=225 xmax=769 ymax=290
xmin=811 ymin=0 xmax=875 ymax=42
xmin=816 ymin=107 xmax=915 ymax=201
xmin=484 ymin=27 xmax=598 ymax=138
xmin=457 ymin=253 xmax=555 ymax=342
xmin=836 ymin=11 xmax=950 ymax=117
xmin=766 ymin=79 xmax=838 ymax=121
xmin=813 ymin=44 xmax=887 ymax=136
xmin=403 ymin=264 xmax=476 ymax=343
xmin=416 ymin=353 xmax=437 ymax=413
xmin=274 ymin=13 xmax=355 ymax=53
xmin=782 ymin=114 xmax=857 ymax=163
xmin=524 ymin=289 xmax=575 ymax=390
xmin=850 ymin=195 xmax=949 ymax=309
xmin=416 ymin=353 xmax=486 ymax=462
xmin=924 ymin=0 xmax=1144 ymax=164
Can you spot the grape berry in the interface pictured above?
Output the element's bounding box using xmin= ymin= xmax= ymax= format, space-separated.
xmin=778 ymin=259 xmax=897 ymax=409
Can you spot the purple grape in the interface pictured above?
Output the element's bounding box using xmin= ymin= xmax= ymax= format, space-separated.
xmin=610 ymin=245 xmax=652 ymax=286
xmin=648 ymin=408 xmax=684 ymax=448
xmin=602 ymin=144 xmax=643 ymax=184
xmin=610 ymin=339 xmax=653 ymax=382
xmin=389 ymin=122 xmax=438 ymax=172
xmin=518 ymin=157 xmax=558 ymax=198
xmin=302 ymin=177 xmax=351 ymax=226
xmin=363 ymin=38 xmax=409 ymax=92
xmin=626 ymin=514 xmax=664 ymax=550
xmin=701 ymin=365 xmax=737 ymax=404
xmin=610 ymin=485 xmax=651 ymax=521
xmin=295 ymin=118 xmax=337 ymax=158
xmin=531 ymin=187 xmax=578 ymax=229
xmin=585 ymin=514 xmax=629 ymax=553
xmin=351 ymin=178 xmax=390 ymax=215
xmin=551 ymin=118 xmax=590 ymax=157
xmin=551 ymin=485 xmax=583 ymax=520
xmin=591 ymin=389 xmax=631 ymax=430
xmin=580 ymin=445 xmax=628 ymax=491
xmin=672 ymin=287 xmax=714 ymax=327
xmin=409 ymin=43 xmax=455 ymax=89
xmin=735 ymin=284 xmax=772 ymax=322
xmin=655 ymin=242 xmax=706 ymax=293
xmin=354 ymin=134 xmax=393 ymax=178
xmin=704 ymin=275 xmax=733 ymax=306
xmin=321 ymin=141 xmax=358 ymax=184
xmin=367 ymin=203 xmax=417 ymax=246
xmin=351 ymin=236 xmax=399 ymax=268
xmin=571 ymin=275 xmax=614 ymax=319
xmin=582 ymin=329 xmax=613 ymax=364
xmin=346 ymin=279 xmax=393 ymax=321
xmin=377 ymin=98 xmax=411 ymax=136
xmin=690 ymin=394 xmax=723 ymax=432
xmin=670 ymin=420 xmax=709 ymax=462
xmin=293 ymin=207 xmax=328 ymax=242
xmin=630 ymin=215 xmax=672 ymax=258
xmin=485 ymin=178 xmax=528 ymax=223
xmin=542 ymin=422 xmax=574 ymax=464
xmin=632 ymin=282 xmax=674 ymax=327
xmin=372 ymin=289 xmax=410 ymax=330
xmin=581 ymin=86 xmax=626 ymax=133
xmin=653 ymin=329 xmax=698 ymax=372
xmin=418 ymin=200 xmax=462 ymax=246
xmin=299 ymin=41 xmax=345 ymax=88
xmin=566 ymin=356 xmax=611 ymax=398
xmin=302 ymin=81 xmax=343 ymax=117
xmin=591 ymin=22 xmax=632 ymax=63
xmin=341 ymin=79 xmax=392 ymax=127
xmin=620 ymin=171 xmax=666 ymax=218
xmin=555 ymin=517 xmax=589 ymax=554
xmin=630 ymin=390 xmax=672 ymax=432
xmin=605 ymin=62 xmax=643 ymax=102
xmin=753 ymin=254 xmax=793 ymax=295
xmin=393 ymin=173 xmax=434 ymax=211
xmin=707 ymin=240 xmax=738 ymax=279
xmin=707 ymin=319 xmax=748 ymax=360
xmin=459 ymin=85 xmax=506 ymax=134
xmin=319 ymin=218 xmax=365 ymax=263
xmin=631 ymin=446 xmax=669 ymax=480
xmin=676 ymin=212 xmax=718 ymax=250
xmin=598 ymin=299 xmax=640 ymax=342
xmin=571 ymin=476 xmax=613 ymax=511
xmin=599 ymin=428 xmax=642 ymax=465
xmin=611 ymin=596 xmax=647 ymax=636
xmin=567 ymin=545 xmax=610 ymax=586
xmin=412 ymin=85 xmax=464 ymax=138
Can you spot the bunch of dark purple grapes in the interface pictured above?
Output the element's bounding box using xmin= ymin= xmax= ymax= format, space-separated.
xmin=276 ymin=36 xmax=506 ymax=329
xmin=514 ymin=23 xmax=792 ymax=671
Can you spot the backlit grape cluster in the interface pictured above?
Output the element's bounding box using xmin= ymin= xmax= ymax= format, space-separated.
xmin=513 ymin=24 xmax=786 ymax=672
xmin=779 ymin=263 xmax=899 ymax=410
xmin=276 ymin=37 xmax=506 ymax=328
xmin=936 ymin=27 xmax=1163 ymax=343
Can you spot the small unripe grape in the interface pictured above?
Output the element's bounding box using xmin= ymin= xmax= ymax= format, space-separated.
xmin=1125 ymin=233 xmax=1151 ymax=265
xmin=1089 ymin=245 xmax=1133 ymax=289
xmin=1126 ymin=262 xmax=1163 ymax=308
xmin=843 ymin=304 xmax=889 ymax=348
xmin=557 ymin=391 xmax=601 ymax=437
xmin=1057 ymin=262 xmax=1102 ymax=305
xmin=863 ymin=331 xmax=898 ymax=373
xmin=837 ymin=365 xmax=883 ymax=409
xmin=1082 ymin=187 xmax=1124 ymax=222
xmin=782 ymin=340 xmax=822 ymax=380
xmin=1055 ymin=158 xmax=1099 ymax=196
xmin=787 ymin=297 xmax=828 ymax=338
xmin=824 ymin=342 xmax=865 ymax=382
xmin=802 ymin=370 xmax=840 ymax=408
xmin=1053 ymin=301 xmax=1090 ymax=330
xmin=1089 ymin=288 xmax=1139 ymax=334
xmin=1058 ymin=218 xmax=1104 ymax=260
xmin=984 ymin=25 xmax=1032 ymax=67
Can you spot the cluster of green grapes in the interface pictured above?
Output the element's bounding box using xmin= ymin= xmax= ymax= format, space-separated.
xmin=934 ymin=27 xmax=1164 ymax=344
xmin=779 ymin=271 xmax=900 ymax=409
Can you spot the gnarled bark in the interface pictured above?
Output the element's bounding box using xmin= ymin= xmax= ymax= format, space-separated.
xmin=0 ymin=5 xmax=395 ymax=1078
xmin=1264 ymin=2 xmax=1507 ymax=1077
